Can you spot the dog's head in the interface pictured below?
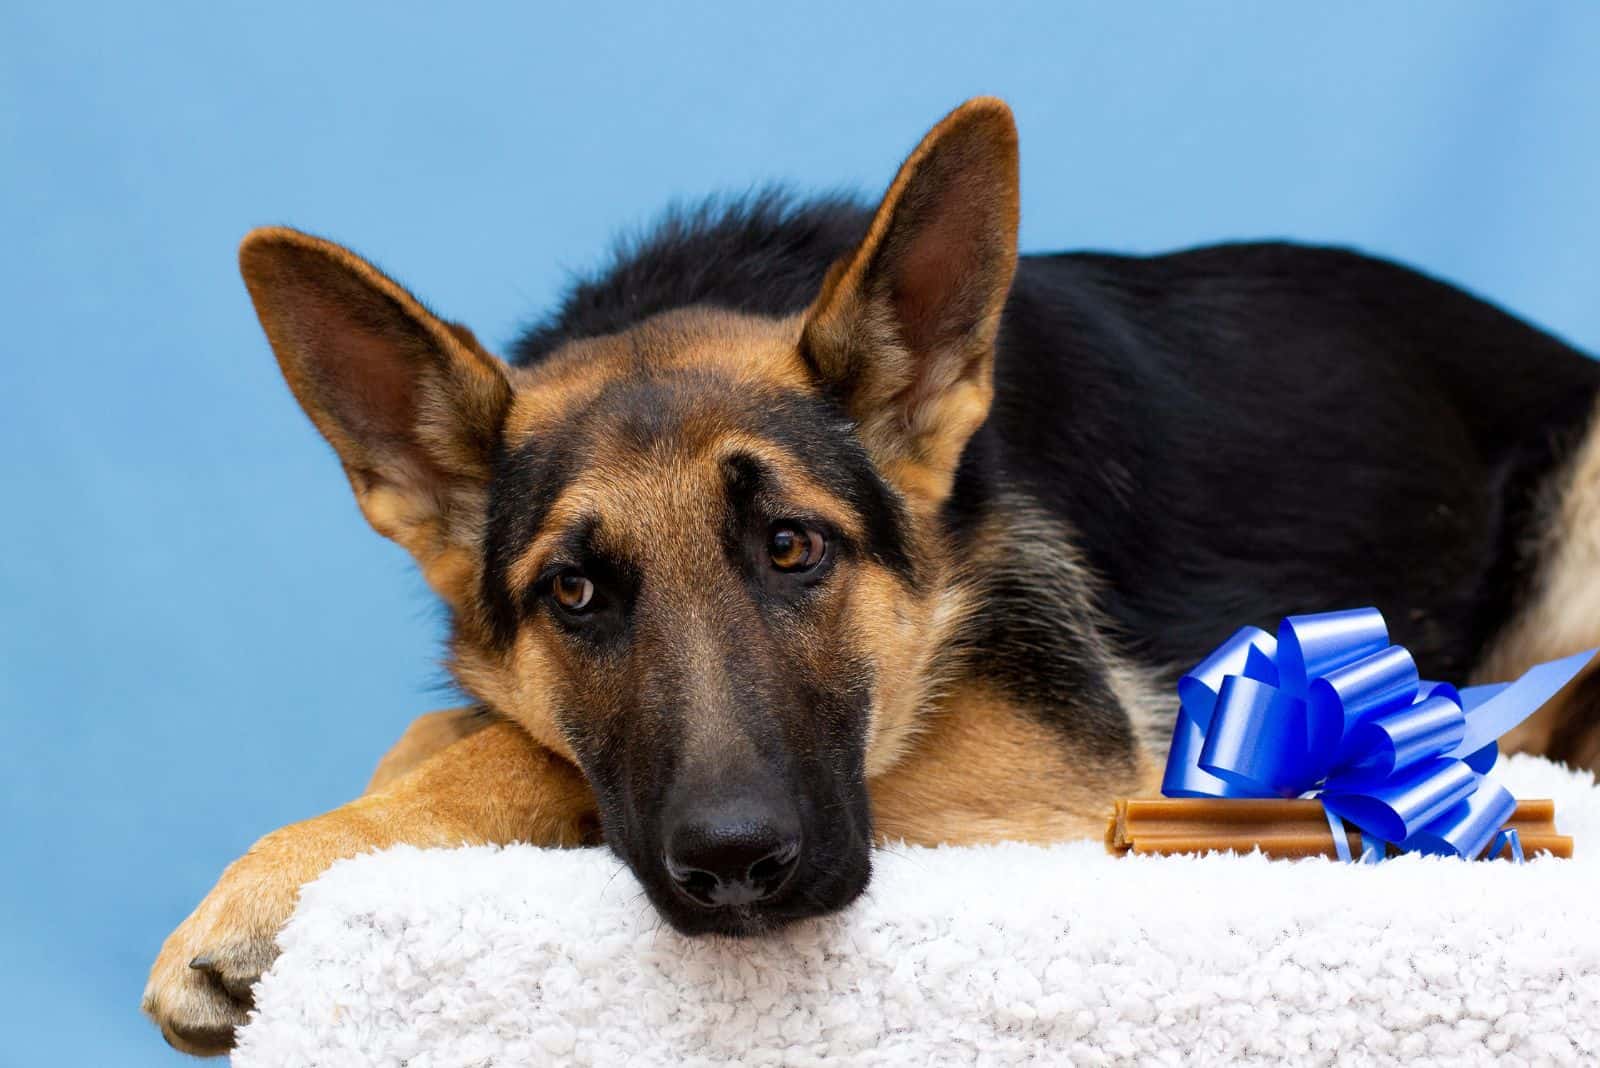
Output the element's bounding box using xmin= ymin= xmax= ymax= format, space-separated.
xmin=240 ymin=98 xmax=1019 ymax=934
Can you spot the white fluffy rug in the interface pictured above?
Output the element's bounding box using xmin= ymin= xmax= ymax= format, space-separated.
xmin=234 ymin=755 xmax=1600 ymax=1067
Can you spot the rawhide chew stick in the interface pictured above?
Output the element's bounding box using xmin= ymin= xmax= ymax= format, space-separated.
xmin=1105 ymin=798 xmax=1571 ymax=860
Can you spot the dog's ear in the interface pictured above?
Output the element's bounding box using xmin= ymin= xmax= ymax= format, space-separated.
xmin=239 ymin=227 xmax=512 ymax=609
xmin=802 ymin=97 xmax=1020 ymax=513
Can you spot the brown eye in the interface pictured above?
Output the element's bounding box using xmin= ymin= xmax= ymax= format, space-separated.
xmin=552 ymin=571 xmax=595 ymax=612
xmin=768 ymin=524 xmax=826 ymax=572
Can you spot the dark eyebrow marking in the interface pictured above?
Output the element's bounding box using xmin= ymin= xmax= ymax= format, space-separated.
xmin=529 ymin=515 xmax=601 ymax=579
xmin=721 ymin=449 xmax=851 ymax=547
xmin=740 ymin=391 xmax=915 ymax=581
xmin=518 ymin=515 xmax=615 ymax=612
xmin=721 ymin=451 xmax=773 ymax=514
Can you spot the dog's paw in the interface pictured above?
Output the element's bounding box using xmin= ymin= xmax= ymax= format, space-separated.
xmin=142 ymin=848 xmax=302 ymax=1056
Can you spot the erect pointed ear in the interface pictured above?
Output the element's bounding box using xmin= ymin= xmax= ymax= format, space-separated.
xmin=801 ymin=97 xmax=1020 ymax=513
xmin=239 ymin=227 xmax=512 ymax=609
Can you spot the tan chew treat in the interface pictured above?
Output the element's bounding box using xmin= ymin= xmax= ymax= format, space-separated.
xmin=1105 ymin=798 xmax=1571 ymax=860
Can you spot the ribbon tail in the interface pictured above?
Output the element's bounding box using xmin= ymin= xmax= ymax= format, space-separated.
xmin=1448 ymin=649 xmax=1596 ymax=768
xmin=1322 ymin=804 xmax=1386 ymax=863
xmin=1490 ymin=827 xmax=1526 ymax=865
xmin=1324 ymin=805 xmax=1353 ymax=863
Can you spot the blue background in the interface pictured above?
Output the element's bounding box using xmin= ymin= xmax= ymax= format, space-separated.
xmin=4 ymin=3 xmax=1599 ymax=1062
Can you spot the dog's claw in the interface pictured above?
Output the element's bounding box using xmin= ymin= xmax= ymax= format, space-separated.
xmin=149 ymin=858 xmax=294 ymax=1056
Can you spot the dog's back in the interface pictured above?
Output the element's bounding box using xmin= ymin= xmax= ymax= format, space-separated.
xmin=972 ymin=242 xmax=1600 ymax=679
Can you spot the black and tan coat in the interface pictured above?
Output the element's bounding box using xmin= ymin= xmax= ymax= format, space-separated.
xmin=144 ymin=98 xmax=1600 ymax=1056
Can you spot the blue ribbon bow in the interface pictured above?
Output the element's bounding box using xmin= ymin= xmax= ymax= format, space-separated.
xmin=1162 ymin=608 xmax=1593 ymax=860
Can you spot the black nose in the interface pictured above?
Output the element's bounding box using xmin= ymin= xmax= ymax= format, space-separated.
xmin=664 ymin=806 xmax=801 ymax=908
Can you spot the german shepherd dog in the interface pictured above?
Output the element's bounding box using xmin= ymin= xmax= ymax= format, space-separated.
xmin=145 ymin=98 xmax=1600 ymax=1055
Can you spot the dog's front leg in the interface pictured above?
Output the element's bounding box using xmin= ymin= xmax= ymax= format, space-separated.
xmin=141 ymin=720 xmax=596 ymax=1056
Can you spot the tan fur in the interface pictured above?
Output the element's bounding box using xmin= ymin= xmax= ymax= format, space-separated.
xmin=1474 ymin=399 xmax=1600 ymax=763
xmin=873 ymin=683 xmax=1155 ymax=844
xmin=850 ymin=564 xmax=967 ymax=778
xmin=365 ymin=706 xmax=494 ymax=792
xmin=456 ymin=634 xmax=582 ymax=764
xmin=502 ymin=308 xmax=814 ymax=442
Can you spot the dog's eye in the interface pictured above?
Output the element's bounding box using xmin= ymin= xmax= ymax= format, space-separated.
xmin=768 ymin=523 xmax=826 ymax=572
xmin=551 ymin=571 xmax=595 ymax=612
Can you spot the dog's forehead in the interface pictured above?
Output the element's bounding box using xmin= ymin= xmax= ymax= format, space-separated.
xmin=507 ymin=380 xmax=855 ymax=538
xmin=503 ymin=306 xmax=812 ymax=444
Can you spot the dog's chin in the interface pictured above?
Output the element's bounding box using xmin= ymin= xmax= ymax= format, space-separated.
xmin=640 ymin=848 xmax=874 ymax=939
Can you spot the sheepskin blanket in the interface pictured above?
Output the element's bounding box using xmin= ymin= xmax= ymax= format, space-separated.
xmin=234 ymin=754 xmax=1600 ymax=1066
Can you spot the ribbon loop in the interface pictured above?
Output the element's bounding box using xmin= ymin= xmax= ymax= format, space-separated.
xmin=1337 ymin=694 xmax=1466 ymax=784
xmin=1402 ymin=781 xmax=1517 ymax=860
xmin=1276 ymin=608 xmax=1389 ymax=690
xmin=1176 ymin=625 xmax=1277 ymax=730
xmin=1199 ymin=676 xmax=1309 ymax=797
xmin=1162 ymin=608 xmax=1594 ymax=861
